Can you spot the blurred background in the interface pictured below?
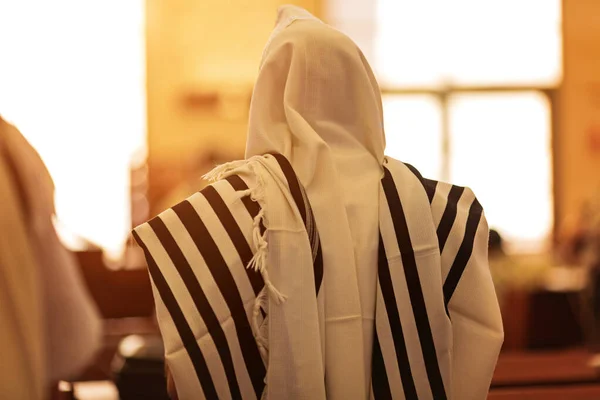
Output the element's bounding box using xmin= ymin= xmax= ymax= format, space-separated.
xmin=1 ymin=0 xmax=599 ymax=399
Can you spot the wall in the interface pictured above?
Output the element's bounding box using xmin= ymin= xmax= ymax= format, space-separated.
xmin=146 ymin=0 xmax=600 ymax=230
xmin=557 ymin=0 xmax=600 ymax=225
xmin=145 ymin=0 xmax=319 ymax=215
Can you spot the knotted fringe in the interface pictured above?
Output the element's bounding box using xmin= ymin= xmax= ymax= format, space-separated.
xmin=203 ymin=158 xmax=287 ymax=303
xmin=253 ymin=287 xmax=270 ymax=362
xmin=204 ymin=157 xmax=287 ymax=393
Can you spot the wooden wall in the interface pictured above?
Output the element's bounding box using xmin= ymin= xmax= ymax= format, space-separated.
xmin=556 ymin=0 xmax=600 ymax=226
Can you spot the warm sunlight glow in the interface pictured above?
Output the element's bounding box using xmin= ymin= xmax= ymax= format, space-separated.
xmin=374 ymin=0 xmax=562 ymax=87
xmin=329 ymin=0 xmax=560 ymax=253
xmin=0 ymin=1 xmax=146 ymax=257
xmin=382 ymin=95 xmax=443 ymax=180
xmin=449 ymin=92 xmax=553 ymax=253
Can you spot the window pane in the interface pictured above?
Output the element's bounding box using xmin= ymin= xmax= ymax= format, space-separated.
xmin=447 ymin=0 xmax=562 ymax=86
xmin=373 ymin=0 xmax=561 ymax=87
xmin=449 ymin=91 xmax=553 ymax=252
xmin=374 ymin=0 xmax=445 ymax=87
xmin=0 ymin=1 xmax=146 ymax=257
xmin=383 ymin=95 xmax=443 ymax=180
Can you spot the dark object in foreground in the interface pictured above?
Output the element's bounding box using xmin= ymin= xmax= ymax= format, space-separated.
xmin=112 ymin=334 xmax=170 ymax=400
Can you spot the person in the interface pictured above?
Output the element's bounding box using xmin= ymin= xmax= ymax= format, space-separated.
xmin=0 ymin=116 xmax=101 ymax=399
xmin=133 ymin=6 xmax=503 ymax=400
xmin=488 ymin=229 xmax=510 ymax=306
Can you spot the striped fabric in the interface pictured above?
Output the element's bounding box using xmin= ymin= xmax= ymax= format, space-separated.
xmin=371 ymin=161 xmax=488 ymax=399
xmin=134 ymin=155 xmax=498 ymax=399
xmin=269 ymin=153 xmax=323 ymax=294
xmin=133 ymin=182 xmax=265 ymax=399
xmin=133 ymin=155 xmax=323 ymax=400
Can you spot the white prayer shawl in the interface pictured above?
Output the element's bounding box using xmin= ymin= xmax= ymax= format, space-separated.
xmin=133 ymin=154 xmax=503 ymax=400
xmin=133 ymin=6 xmax=503 ymax=400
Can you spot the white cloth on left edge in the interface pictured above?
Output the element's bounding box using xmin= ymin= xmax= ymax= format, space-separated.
xmin=0 ymin=131 xmax=45 ymax=400
xmin=0 ymin=117 xmax=101 ymax=392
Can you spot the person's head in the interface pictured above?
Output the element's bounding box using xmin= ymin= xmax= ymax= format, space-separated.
xmin=246 ymin=6 xmax=385 ymax=188
xmin=489 ymin=229 xmax=504 ymax=255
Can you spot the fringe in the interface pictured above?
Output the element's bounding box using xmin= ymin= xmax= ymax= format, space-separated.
xmin=254 ymin=287 xmax=269 ymax=362
xmin=202 ymin=158 xmax=250 ymax=182
xmin=203 ymin=157 xmax=286 ymax=303
xmin=204 ymin=157 xmax=288 ymax=399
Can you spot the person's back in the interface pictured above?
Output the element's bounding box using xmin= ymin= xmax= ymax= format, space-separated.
xmin=134 ymin=6 xmax=503 ymax=399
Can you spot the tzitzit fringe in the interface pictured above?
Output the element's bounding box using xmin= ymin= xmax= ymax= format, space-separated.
xmin=204 ymin=156 xmax=287 ymax=381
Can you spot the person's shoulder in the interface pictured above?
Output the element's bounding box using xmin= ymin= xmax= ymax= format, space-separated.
xmin=385 ymin=157 xmax=483 ymax=215
xmin=384 ymin=157 xmax=444 ymax=205
xmin=200 ymin=173 xmax=263 ymax=225
xmin=134 ymin=172 xmax=258 ymax=238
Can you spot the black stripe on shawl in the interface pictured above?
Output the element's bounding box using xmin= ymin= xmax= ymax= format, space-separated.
xmin=376 ymin=233 xmax=417 ymax=399
xmin=224 ymin=174 xmax=266 ymax=235
xmin=270 ymin=153 xmax=323 ymax=295
xmin=371 ymin=326 xmax=393 ymax=400
xmin=403 ymin=162 xmax=438 ymax=204
xmin=224 ymin=174 xmax=266 ymax=318
xmin=270 ymin=153 xmax=306 ymax=222
xmin=171 ymin=200 xmax=266 ymax=397
xmin=381 ymin=167 xmax=447 ymax=400
xmin=443 ymin=198 xmax=483 ymax=308
xmin=313 ymin=240 xmax=324 ymax=295
xmin=132 ymin=230 xmax=219 ymax=400
xmin=202 ymin=185 xmax=264 ymax=296
xmin=436 ymin=185 xmax=465 ymax=252
xmin=148 ymin=216 xmax=243 ymax=400
xmin=225 ymin=175 xmax=261 ymax=217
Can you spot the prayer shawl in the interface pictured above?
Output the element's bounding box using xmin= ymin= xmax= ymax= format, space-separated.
xmin=133 ymin=155 xmax=503 ymax=400
xmin=133 ymin=6 xmax=502 ymax=399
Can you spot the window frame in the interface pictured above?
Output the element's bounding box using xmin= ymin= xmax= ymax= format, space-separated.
xmin=381 ymin=85 xmax=560 ymax=244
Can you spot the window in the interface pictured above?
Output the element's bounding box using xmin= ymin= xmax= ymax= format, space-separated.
xmin=382 ymin=95 xmax=443 ymax=179
xmin=448 ymin=92 xmax=553 ymax=250
xmin=327 ymin=0 xmax=561 ymax=252
xmin=0 ymin=1 xmax=146 ymax=258
xmin=374 ymin=0 xmax=562 ymax=88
